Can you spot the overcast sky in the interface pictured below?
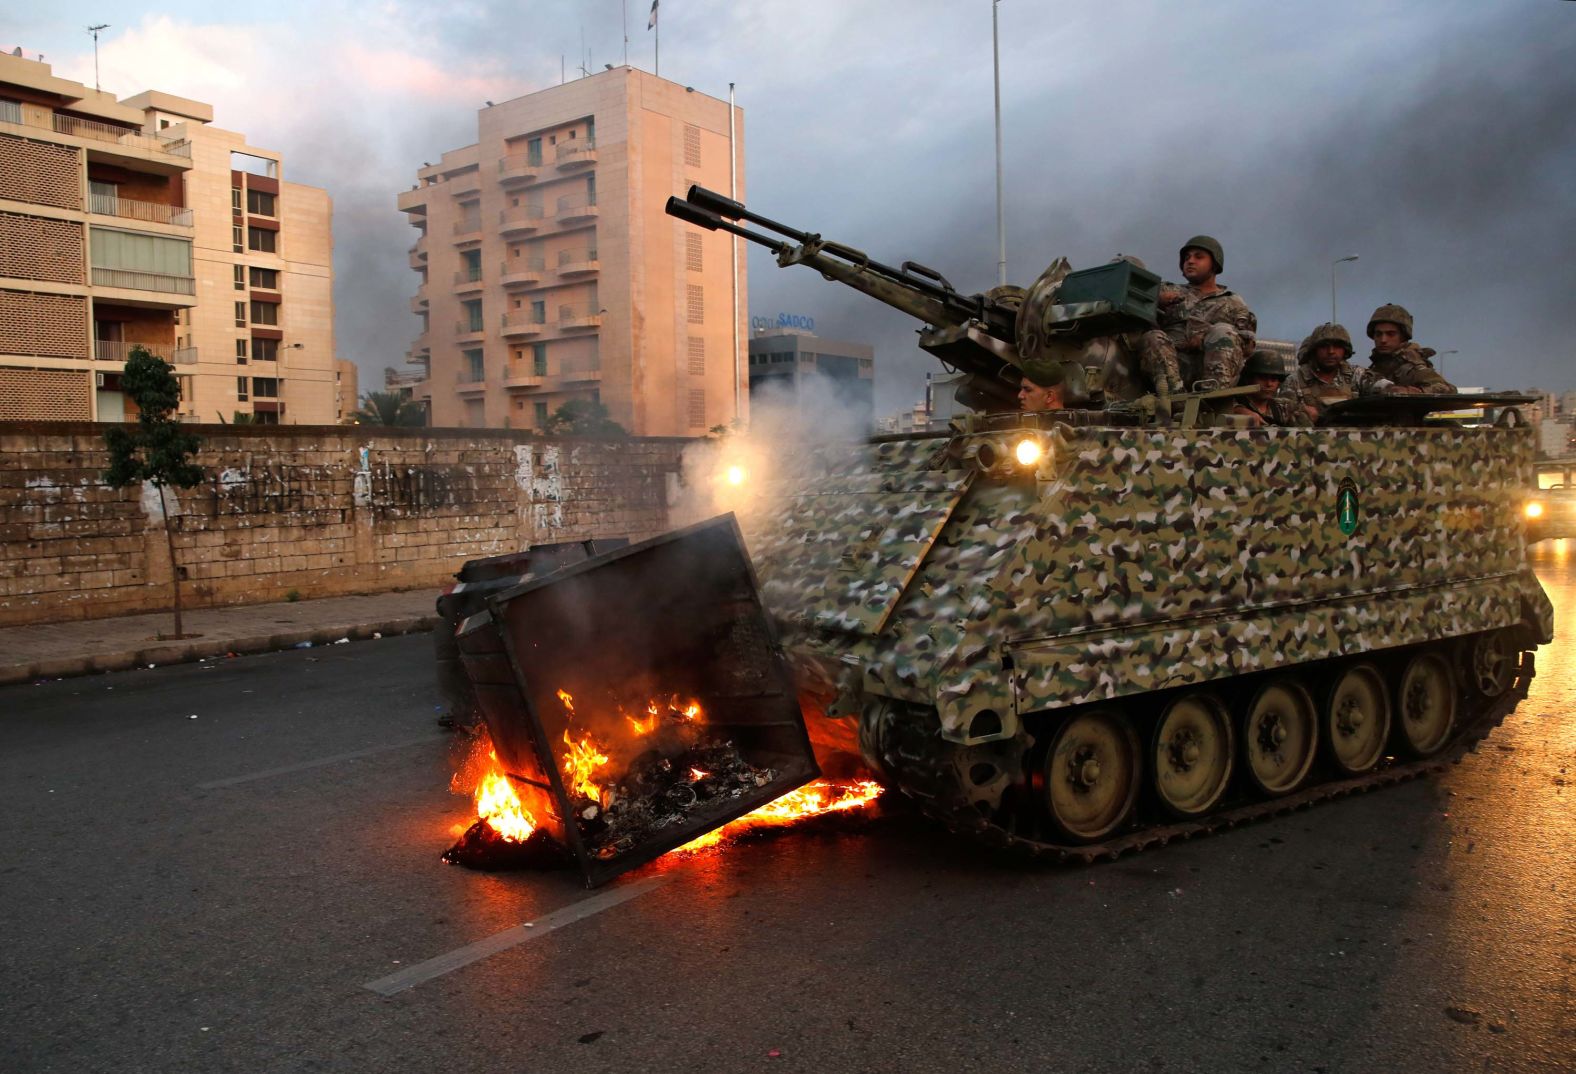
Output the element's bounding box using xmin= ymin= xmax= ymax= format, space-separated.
xmin=10 ymin=1 xmax=1576 ymax=413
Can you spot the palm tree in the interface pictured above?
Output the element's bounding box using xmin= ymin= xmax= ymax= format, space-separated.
xmin=355 ymin=391 xmax=425 ymax=427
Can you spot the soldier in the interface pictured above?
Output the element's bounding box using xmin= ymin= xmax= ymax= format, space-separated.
xmin=1279 ymin=322 xmax=1411 ymax=422
xmin=1139 ymin=236 xmax=1257 ymax=396
xmin=1366 ymin=303 xmax=1456 ymax=393
xmin=1017 ymin=370 xmax=1063 ymax=412
xmin=1232 ymin=349 xmax=1310 ymax=427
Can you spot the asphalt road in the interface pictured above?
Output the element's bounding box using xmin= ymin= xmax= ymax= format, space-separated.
xmin=3 ymin=547 xmax=1574 ymax=1074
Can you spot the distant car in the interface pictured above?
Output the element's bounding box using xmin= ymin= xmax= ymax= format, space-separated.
xmin=1525 ymin=484 xmax=1576 ymax=543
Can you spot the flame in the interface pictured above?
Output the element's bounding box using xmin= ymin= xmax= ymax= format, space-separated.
xmin=562 ymin=730 xmax=610 ymax=803
xmin=690 ymin=767 xmax=710 ymax=781
xmin=451 ymin=732 xmax=537 ymax=842
xmin=626 ymin=709 xmax=658 ymax=736
xmin=677 ymin=778 xmax=884 ymax=852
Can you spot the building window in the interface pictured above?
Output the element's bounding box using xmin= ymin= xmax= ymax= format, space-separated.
xmin=527 ymin=137 xmax=543 ymax=166
xmin=687 ymin=336 xmax=705 ymax=375
xmin=462 ymin=299 xmax=484 ymax=332
xmin=0 ymin=98 xmax=20 ymax=124
xmin=252 ymin=377 xmax=279 ymax=398
xmin=249 ymin=266 xmax=279 ymax=289
xmin=235 ymin=339 xmax=247 ymax=364
xmin=233 ymin=264 xmax=246 ymax=290
xmin=686 ymin=285 xmax=704 ymax=324
xmin=234 ymin=301 xmax=247 ymax=327
xmin=460 ymin=249 xmax=482 ymax=281
xmin=532 ymin=343 xmax=548 ymax=376
xmin=236 ymin=376 xmax=249 ymax=401
xmin=530 ymin=299 xmax=545 ymax=323
xmin=464 ymin=348 xmax=484 ymax=382
xmin=534 ymin=401 xmax=548 ymax=426
xmin=232 ymin=226 xmax=244 ymax=252
xmin=246 ymin=189 xmax=276 ymax=216
xmin=231 ymin=188 xmax=242 ymax=211
xmin=685 ymin=232 xmax=703 ymax=272
xmin=91 ymin=228 xmax=193 ymax=277
xmin=683 ymin=124 xmax=702 ymax=168
xmin=688 ymin=388 xmax=706 ymax=428
xmin=249 ymin=300 xmax=278 ymax=326
xmin=253 ymin=338 xmax=280 ymax=361
xmin=247 ymin=227 xmax=277 ymax=253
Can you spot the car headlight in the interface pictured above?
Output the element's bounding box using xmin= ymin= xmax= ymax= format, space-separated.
xmin=1014 ymin=437 xmax=1044 ymax=467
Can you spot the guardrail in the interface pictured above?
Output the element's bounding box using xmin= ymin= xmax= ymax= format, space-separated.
xmin=90 ymin=267 xmax=196 ymax=295
xmin=89 ymin=193 xmax=193 ymax=227
xmin=0 ymin=109 xmax=192 ymax=159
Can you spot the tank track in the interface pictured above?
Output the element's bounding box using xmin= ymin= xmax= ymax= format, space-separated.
xmin=882 ymin=651 xmax=1535 ymax=864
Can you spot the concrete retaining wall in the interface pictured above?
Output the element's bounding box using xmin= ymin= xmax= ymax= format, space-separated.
xmin=0 ymin=422 xmax=689 ymax=626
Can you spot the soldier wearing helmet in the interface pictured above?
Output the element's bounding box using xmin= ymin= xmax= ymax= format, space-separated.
xmin=1231 ymin=349 xmax=1309 ymax=427
xmin=1016 ymin=366 xmax=1064 ymax=412
xmin=1365 ymin=303 xmax=1456 ymax=393
xmin=1279 ymin=322 xmax=1411 ymax=422
xmin=1138 ymin=235 xmax=1257 ymax=398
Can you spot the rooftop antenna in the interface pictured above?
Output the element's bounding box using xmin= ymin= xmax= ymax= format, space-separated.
xmin=87 ymin=24 xmax=109 ymax=91
xmin=622 ymin=0 xmax=629 ymax=66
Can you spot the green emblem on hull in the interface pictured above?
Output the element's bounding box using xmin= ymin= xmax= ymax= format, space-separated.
xmin=1337 ymin=480 xmax=1360 ymax=536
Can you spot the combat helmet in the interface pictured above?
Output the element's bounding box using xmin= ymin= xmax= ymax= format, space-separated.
xmin=1179 ymin=235 xmax=1224 ymax=274
xmin=1242 ymin=348 xmax=1295 ymax=380
xmin=1306 ymin=322 xmax=1354 ymax=355
xmin=1366 ymin=303 xmax=1414 ymax=340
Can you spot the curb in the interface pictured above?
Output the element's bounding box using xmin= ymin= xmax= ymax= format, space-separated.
xmin=0 ymin=615 xmax=441 ymax=687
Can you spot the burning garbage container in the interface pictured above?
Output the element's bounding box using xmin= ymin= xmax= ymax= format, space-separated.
xmin=456 ymin=515 xmax=819 ymax=886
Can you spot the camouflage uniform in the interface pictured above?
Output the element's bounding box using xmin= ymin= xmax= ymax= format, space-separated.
xmin=1139 ymin=285 xmax=1257 ymax=394
xmin=1238 ymin=393 xmax=1312 ymax=427
xmin=1369 ymin=342 xmax=1455 ymax=393
xmin=1278 ymin=362 xmax=1389 ymax=421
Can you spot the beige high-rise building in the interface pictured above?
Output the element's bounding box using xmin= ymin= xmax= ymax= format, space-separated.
xmin=0 ymin=52 xmax=334 ymax=424
xmin=396 ymin=67 xmax=746 ymax=435
xmin=334 ymin=358 xmax=359 ymax=423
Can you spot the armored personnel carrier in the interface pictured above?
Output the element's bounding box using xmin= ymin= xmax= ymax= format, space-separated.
xmin=666 ymin=187 xmax=1552 ymax=858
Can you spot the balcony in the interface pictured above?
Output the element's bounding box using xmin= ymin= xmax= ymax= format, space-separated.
xmin=410 ymin=287 xmax=429 ymax=313
xmin=453 ymin=270 xmax=484 ymax=293
xmin=499 ymin=205 xmax=544 ymax=235
xmin=498 ymin=155 xmax=541 ymax=185
xmin=499 ymin=259 xmax=546 ymax=288
xmin=452 ymin=217 xmax=483 ymax=244
xmin=91 ymin=267 xmax=196 ymax=296
xmin=556 ymin=194 xmax=598 ymax=224
xmin=0 ymin=109 xmax=192 ymax=166
xmin=408 ymin=332 xmax=431 ymax=357
xmin=503 ymin=368 xmax=547 ymax=389
xmin=557 ymin=248 xmax=600 ymax=277
xmin=89 ymin=193 xmax=193 ymax=228
xmin=449 ymin=171 xmax=482 ymax=196
xmin=454 ymin=320 xmax=487 ymax=342
xmin=94 ymin=339 xmax=170 ymax=363
xmin=501 ymin=311 xmax=547 ymax=338
xmin=558 ymin=305 xmax=602 ymax=331
xmin=408 ymin=237 xmax=428 ymax=268
xmin=555 ymin=141 xmax=597 ymax=170
xmin=456 ymin=370 xmax=488 ymax=394
xmin=397 ymin=187 xmax=428 ymax=214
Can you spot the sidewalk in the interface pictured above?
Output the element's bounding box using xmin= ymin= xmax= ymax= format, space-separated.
xmin=0 ymin=589 xmax=442 ymax=687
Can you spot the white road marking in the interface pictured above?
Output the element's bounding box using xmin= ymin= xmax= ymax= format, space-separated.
xmin=363 ymin=876 xmax=668 ymax=996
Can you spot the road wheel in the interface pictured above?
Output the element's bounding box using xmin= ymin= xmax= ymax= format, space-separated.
xmin=1323 ymin=663 xmax=1391 ymax=776
xmin=1151 ymin=693 xmax=1234 ymax=817
xmin=1241 ymin=680 xmax=1318 ymax=797
xmin=1042 ymin=709 xmax=1140 ymax=843
xmin=1395 ymin=651 xmax=1457 ymax=757
xmin=1466 ymin=630 xmax=1515 ymax=699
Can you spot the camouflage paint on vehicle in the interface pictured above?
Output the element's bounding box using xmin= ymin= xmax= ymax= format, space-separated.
xmin=743 ymin=418 xmax=1552 ymax=786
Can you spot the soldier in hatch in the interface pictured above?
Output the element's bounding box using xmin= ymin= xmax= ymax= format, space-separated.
xmin=1138 ymin=236 xmax=1257 ymax=396
xmin=1279 ymin=322 xmax=1412 ymax=422
xmin=1365 ymin=303 xmax=1456 ymax=393
xmin=1231 ymin=349 xmax=1310 ymax=427
xmin=1017 ymin=370 xmax=1064 ymax=412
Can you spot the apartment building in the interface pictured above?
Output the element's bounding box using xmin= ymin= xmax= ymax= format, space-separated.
xmin=0 ymin=52 xmax=334 ymax=424
xmin=748 ymin=327 xmax=875 ymax=434
xmin=334 ymin=358 xmax=359 ymax=423
xmin=397 ymin=67 xmax=745 ymax=435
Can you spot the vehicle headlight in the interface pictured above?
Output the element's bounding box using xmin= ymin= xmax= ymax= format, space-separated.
xmin=1014 ymin=437 xmax=1044 ymax=467
xmin=1525 ymin=501 xmax=1545 ymax=519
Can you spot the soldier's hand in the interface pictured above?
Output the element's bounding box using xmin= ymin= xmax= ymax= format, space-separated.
xmin=1158 ymin=287 xmax=1182 ymax=306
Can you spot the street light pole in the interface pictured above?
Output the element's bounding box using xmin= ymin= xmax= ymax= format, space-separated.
xmin=992 ymin=0 xmax=1006 ymax=287
xmin=1331 ymin=255 xmax=1359 ymax=323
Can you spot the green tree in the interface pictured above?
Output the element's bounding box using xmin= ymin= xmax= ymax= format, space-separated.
xmin=355 ymin=390 xmax=426 ymax=427
xmin=103 ymin=346 xmax=203 ymax=639
xmin=543 ymin=399 xmax=626 ymax=437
